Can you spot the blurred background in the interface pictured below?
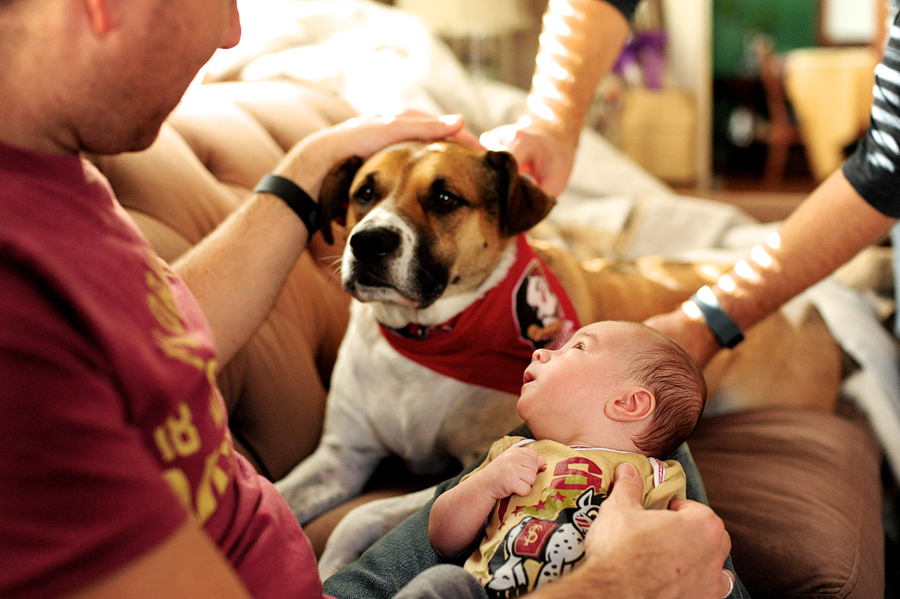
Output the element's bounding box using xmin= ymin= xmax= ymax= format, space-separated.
xmin=382 ymin=0 xmax=887 ymax=222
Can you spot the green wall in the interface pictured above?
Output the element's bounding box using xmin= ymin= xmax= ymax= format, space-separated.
xmin=713 ymin=0 xmax=819 ymax=77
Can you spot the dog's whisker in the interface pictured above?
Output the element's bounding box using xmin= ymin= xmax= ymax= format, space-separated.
xmin=328 ymin=257 xmax=343 ymax=274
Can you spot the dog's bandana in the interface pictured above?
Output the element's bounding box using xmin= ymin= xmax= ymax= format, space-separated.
xmin=380 ymin=235 xmax=580 ymax=395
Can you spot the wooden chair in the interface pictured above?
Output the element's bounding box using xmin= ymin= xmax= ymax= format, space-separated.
xmin=753 ymin=36 xmax=807 ymax=187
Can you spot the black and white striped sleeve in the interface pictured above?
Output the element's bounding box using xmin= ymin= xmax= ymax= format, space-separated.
xmin=843 ymin=11 xmax=900 ymax=217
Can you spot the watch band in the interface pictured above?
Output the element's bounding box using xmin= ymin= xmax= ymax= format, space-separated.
xmin=254 ymin=173 xmax=322 ymax=236
xmin=690 ymin=285 xmax=744 ymax=349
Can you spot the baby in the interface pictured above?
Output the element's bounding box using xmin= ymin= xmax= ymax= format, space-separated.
xmin=428 ymin=320 xmax=707 ymax=598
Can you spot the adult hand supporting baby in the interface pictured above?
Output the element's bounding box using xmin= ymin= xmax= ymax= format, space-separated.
xmin=530 ymin=463 xmax=733 ymax=599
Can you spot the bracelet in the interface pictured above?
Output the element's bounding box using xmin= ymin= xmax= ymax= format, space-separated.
xmin=689 ymin=285 xmax=744 ymax=349
xmin=254 ymin=174 xmax=322 ymax=237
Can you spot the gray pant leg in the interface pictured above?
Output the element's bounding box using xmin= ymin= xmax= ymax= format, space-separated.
xmin=394 ymin=565 xmax=488 ymax=599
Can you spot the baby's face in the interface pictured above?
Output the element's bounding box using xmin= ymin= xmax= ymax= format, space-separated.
xmin=518 ymin=321 xmax=638 ymax=444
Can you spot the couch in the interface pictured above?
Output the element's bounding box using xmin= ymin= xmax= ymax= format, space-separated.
xmin=88 ymin=78 xmax=885 ymax=598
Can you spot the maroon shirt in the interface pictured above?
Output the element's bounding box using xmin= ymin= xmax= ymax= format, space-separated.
xmin=0 ymin=141 xmax=325 ymax=599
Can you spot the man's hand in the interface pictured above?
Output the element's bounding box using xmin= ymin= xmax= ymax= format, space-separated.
xmin=580 ymin=462 xmax=733 ymax=599
xmin=277 ymin=111 xmax=479 ymax=199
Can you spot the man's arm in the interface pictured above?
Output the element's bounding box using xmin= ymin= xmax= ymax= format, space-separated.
xmin=481 ymin=0 xmax=632 ymax=195
xmin=173 ymin=113 xmax=474 ymax=365
xmin=647 ymin=169 xmax=897 ymax=365
xmin=64 ymin=521 xmax=251 ymax=599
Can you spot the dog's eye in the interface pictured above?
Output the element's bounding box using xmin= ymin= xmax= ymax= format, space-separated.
xmin=430 ymin=191 xmax=462 ymax=213
xmin=354 ymin=184 xmax=376 ymax=206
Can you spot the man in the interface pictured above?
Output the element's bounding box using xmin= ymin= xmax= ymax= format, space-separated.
xmin=0 ymin=0 xmax=733 ymax=597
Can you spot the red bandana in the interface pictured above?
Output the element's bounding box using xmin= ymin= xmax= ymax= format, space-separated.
xmin=380 ymin=235 xmax=581 ymax=395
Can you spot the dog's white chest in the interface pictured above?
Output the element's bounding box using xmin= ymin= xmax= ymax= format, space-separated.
xmin=325 ymin=300 xmax=521 ymax=472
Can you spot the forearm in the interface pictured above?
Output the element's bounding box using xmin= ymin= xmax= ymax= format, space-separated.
xmin=173 ymin=191 xmax=308 ymax=366
xmin=524 ymin=0 xmax=631 ymax=145
xmin=429 ymin=476 xmax=497 ymax=558
xmin=647 ymin=170 xmax=897 ymax=365
xmin=171 ymin=127 xmax=334 ymax=365
xmin=710 ymin=170 xmax=895 ymax=331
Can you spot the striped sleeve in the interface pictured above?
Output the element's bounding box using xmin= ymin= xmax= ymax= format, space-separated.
xmin=843 ymin=12 xmax=900 ymax=217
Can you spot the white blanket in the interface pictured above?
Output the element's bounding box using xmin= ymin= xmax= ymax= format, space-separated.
xmin=204 ymin=0 xmax=900 ymax=480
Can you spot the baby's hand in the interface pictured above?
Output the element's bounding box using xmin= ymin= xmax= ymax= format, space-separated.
xmin=483 ymin=446 xmax=546 ymax=500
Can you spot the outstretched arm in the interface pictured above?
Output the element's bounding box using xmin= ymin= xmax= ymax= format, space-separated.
xmin=646 ymin=169 xmax=896 ymax=366
xmin=481 ymin=0 xmax=632 ymax=196
xmin=429 ymin=446 xmax=545 ymax=558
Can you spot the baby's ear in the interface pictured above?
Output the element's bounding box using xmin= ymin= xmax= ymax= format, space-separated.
xmin=606 ymin=388 xmax=655 ymax=422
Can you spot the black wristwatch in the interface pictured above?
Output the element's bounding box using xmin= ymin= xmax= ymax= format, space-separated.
xmin=254 ymin=173 xmax=322 ymax=236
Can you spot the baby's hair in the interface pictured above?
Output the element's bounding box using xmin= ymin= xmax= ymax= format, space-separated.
xmin=622 ymin=323 xmax=707 ymax=458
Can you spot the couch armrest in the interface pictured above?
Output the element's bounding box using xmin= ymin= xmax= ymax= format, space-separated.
xmin=690 ymin=408 xmax=884 ymax=598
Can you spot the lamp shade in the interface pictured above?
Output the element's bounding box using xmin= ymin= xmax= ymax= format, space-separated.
xmin=396 ymin=0 xmax=530 ymax=38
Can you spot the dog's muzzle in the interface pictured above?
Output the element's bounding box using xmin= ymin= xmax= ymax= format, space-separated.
xmin=342 ymin=222 xmax=448 ymax=309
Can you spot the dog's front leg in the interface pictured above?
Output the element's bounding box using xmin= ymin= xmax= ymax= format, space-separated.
xmin=274 ymin=439 xmax=385 ymax=525
xmin=276 ymin=306 xmax=392 ymax=523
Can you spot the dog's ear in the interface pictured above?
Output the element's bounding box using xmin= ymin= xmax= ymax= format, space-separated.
xmin=485 ymin=150 xmax=556 ymax=237
xmin=318 ymin=155 xmax=364 ymax=245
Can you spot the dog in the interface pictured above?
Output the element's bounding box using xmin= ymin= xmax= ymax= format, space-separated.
xmin=274 ymin=140 xmax=842 ymax=575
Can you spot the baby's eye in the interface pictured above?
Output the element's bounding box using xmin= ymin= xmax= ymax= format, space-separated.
xmin=573 ymin=342 xmax=586 ymax=351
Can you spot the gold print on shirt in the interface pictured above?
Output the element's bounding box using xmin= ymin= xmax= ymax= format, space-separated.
xmin=144 ymin=252 xmax=232 ymax=524
xmin=161 ymin=438 xmax=233 ymax=524
xmin=195 ymin=438 xmax=233 ymax=522
xmin=146 ymin=255 xmax=187 ymax=336
xmin=145 ymin=253 xmax=219 ymax=391
xmin=154 ymin=403 xmax=201 ymax=462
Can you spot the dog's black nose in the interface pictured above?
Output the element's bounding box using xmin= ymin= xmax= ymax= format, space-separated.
xmin=350 ymin=228 xmax=401 ymax=262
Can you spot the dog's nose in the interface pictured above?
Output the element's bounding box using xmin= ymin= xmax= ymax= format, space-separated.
xmin=350 ymin=228 xmax=401 ymax=262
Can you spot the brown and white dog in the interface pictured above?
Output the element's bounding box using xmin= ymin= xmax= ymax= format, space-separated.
xmin=274 ymin=140 xmax=842 ymax=575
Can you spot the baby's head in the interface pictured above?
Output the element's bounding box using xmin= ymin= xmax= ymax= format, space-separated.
xmin=518 ymin=320 xmax=707 ymax=458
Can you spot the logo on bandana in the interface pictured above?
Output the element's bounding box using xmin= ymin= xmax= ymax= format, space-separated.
xmin=513 ymin=260 xmax=575 ymax=350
